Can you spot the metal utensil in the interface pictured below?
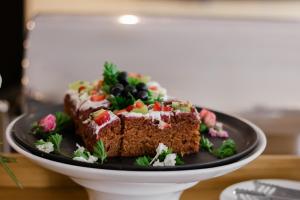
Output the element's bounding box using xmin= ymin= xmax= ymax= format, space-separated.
xmin=235 ymin=188 xmax=299 ymax=200
xmin=254 ymin=181 xmax=300 ymax=199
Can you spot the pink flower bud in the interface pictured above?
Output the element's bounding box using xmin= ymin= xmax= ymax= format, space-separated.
xmin=204 ymin=111 xmax=216 ymax=128
xmin=199 ymin=109 xmax=209 ymax=119
xmin=39 ymin=114 xmax=56 ymax=132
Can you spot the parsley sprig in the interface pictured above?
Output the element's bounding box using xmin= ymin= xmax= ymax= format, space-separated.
xmin=102 ymin=62 xmax=119 ymax=93
xmin=0 ymin=142 xmax=22 ymax=188
xmin=93 ymin=140 xmax=107 ymax=164
xmin=135 ymin=156 xmax=151 ymax=166
xmin=200 ymin=136 xmax=237 ymax=158
xmin=48 ymin=133 xmax=63 ymax=152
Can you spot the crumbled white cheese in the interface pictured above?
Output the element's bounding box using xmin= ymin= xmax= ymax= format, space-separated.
xmin=36 ymin=142 xmax=54 ymax=153
xmin=163 ymin=153 xmax=177 ymax=166
xmin=72 ymin=143 xmax=98 ymax=163
xmin=149 ymin=143 xmax=178 ymax=167
xmin=152 ymin=153 xmax=177 ymax=167
xmin=73 ymin=155 xmax=98 ymax=163
xmin=153 ymin=160 xmax=164 ymax=167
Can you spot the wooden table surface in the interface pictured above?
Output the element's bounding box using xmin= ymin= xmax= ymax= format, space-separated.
xmin=1 ymin=154 xmax=300 ymax=200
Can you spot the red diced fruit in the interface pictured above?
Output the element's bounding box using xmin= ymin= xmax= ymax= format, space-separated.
xmin=162 ymin=106 xmax=173 ymax=112
xmin=91 ymin=94 xmax=105 ymax=102
xmin=135 ymin=100 xmax=144 ymax=108
xmin=153 ymin=101 xmax=161 ymax=111
xmin=94 ymin=110 xmax=110 ymax=125
xmin=126 ymin=105 xmax=134 ymax=112
xmin=78 ymin=86 xmax=86 ymax=92
xmin=114 ymin=109 xmax=127 ymax=115
xmin=149 ymin=85 xmax=158 ymax=91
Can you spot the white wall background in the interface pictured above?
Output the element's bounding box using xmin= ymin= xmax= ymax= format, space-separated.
xmin=25 ymin=15 xmax=300 ymax=113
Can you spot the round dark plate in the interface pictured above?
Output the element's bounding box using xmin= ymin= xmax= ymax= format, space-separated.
xmin=11 ymin=105 xmax=258 ymax=171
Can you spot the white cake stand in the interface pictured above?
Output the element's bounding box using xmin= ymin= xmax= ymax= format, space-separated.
xmin=6 ymin=116 xmax=266 ymax=200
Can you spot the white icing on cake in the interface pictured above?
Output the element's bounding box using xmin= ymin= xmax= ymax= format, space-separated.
xmin=79 ymin=99 xmax=110 ymax=111
xmin=90 ymin=112 xmax=119 ymax=135
xmin=121 ymin=110 xmax=173 ymax=129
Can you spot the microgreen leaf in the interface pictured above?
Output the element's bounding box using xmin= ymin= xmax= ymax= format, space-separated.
xmin=213 ymin=139 xmax=236 ymax=159
xmin=34 ymin=139 xmax=47 ymax=146
xmin=73 ymin=146 xmax=90 ymax=160
xmin=135 ymin=156 xmax=151 ymax=166
xmin=158 ymin=149 xmax=173 ymax=162
xmin=54 ymin=112 xmax=71 ymax=132
xmin=127 ymin=77 xmax=140 ymax=86
xmin=200 ymin=136 xmax=214 ymax=153
xmin=200 ymin=123 xmax=208 ymax=133
xmin=102 ymin=62 xmax=119 ymax=93
xmin=48 ymin=133 xmax=62 ymax=152
xmin=175 ymin=155 xmax=184 ymax=165
xmin=31 ymin=122 xmax=43 ymax=135
xmin=93 ymin=140 xmax=107 ymax=164
xmin=0 ymin=155 xmax=22 ymax=188
xmin=108 ymin=95 xmax=135 ymax=111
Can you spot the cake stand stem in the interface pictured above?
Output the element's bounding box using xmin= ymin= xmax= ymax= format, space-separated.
xmin=87 ymin=189 xmax=182 ymax=200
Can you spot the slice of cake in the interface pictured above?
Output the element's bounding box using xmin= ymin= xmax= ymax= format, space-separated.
xmin=64 ymin=62 xmax=201 ymax=158
xmin=77 ymin=109 xmax=121 ymax=156
xmin=120 ymin=100 xmax=200 ymax=157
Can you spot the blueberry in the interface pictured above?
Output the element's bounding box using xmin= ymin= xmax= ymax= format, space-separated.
xmin=137 ymin=90 xmax=148 ymax=100
xmin=110 ymin=83 xmax=124 ymax=96
xmin=119 ymin=79 xmax=128 ymax=86
xmin=117 ymin=71 xmax=127 ymax=82
xmin=123 ymin=85 xmax=137 ymax=97
xmin=136 ymin=82 xmax=147 ymax=91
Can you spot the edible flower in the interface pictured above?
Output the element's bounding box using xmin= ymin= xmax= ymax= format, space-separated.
xmin=199 ymin=109 xmax=216 ymax=128
xmin=209 ymin=122 xmax=229 ymax=138
xmin=39 ymin=114 xmax=56 ymax=132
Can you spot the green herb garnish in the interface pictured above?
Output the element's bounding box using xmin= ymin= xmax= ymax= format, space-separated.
xmin=0 ymin=156 xmax=22 ymax=188
xmin=201 ymin=136 xmax=236 ymax=159
xmin=158 ymin=149 xmax=173 ymax=162
xmin=73 ymin=146 xmax=90 ymax=160
xmin=48 ymin=133 xmax=63 ymax=152
xmin=55 ymin=112 xmax=71 ymax=132
xmin=200 ymin=123 xmax=208 ymax=133
xmin=213 ymin=139 xmax=236 ymax=158
xmin=109 ymin=95 xmax=135 ymax=111
xmin=200 ymin=136 xmax=214 ymax=153
xmin=127 ymin=76 xmax=141 ymax=86
xmin=175 ymin=155 xmax=184 ymax=165
xmin=135 ymin=156 xmax=151 ymax=166
xmin=102 ymin=62 xmax=119 ymax=93
xmin=93 ymin=140 xmax=107 ymax=164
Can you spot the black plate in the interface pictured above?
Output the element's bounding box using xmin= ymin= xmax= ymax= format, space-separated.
xmin=11 ymin=105 xmax=258 ymax=171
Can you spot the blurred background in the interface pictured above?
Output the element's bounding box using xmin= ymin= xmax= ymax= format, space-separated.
xmin=1 ymin=0 xmax=300 ymax=154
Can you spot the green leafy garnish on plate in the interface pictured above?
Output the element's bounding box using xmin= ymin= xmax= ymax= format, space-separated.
xmin=93 ymin=140 xmax=107 ymax=164
xmin=199 ymin=123 xmax=208 ymax=133
xmin=48 ymin=133 xmax=63 ymax=152
xmin=108 ymin=95 xmax=135 ymax=111
xmin=201 ymin=136 xmax=236 ymax=159
xmin=200 ymin=136 xmax=214 ymax=153
xmin=135 ymin=156 xmax=151 ymax=166
xmin=213 ymin=139 xmax=236 ymax=159
xmin=54 ymin=112 xmax=71 ymax=132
